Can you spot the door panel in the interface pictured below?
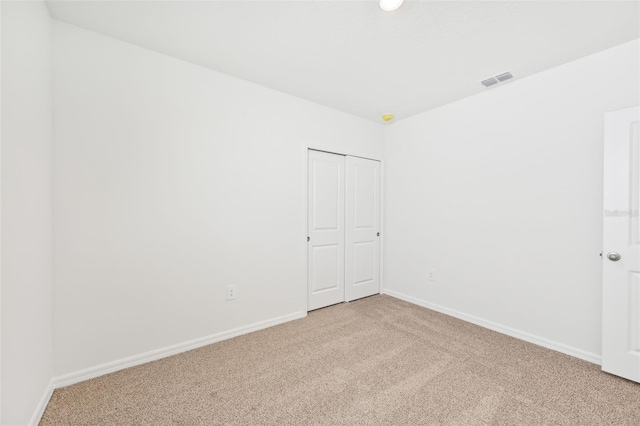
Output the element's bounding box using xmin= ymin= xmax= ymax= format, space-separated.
xmin=345 ymin=157 xmax=381 ymax=302
xmin=312 ymin=160 xmax=341 ymax=230
xmin=631 ymin=121 xmax=639 ymax=245
xmin=354 ymin=241 xmax=375 ymax=284
xmin=355 ymin=165 xmax=376 ymax=228
xmin=310 ymin=245 xmax=340 ymax=293
xmin=308 ymin=150 xmax=345 ymax=311
xmin=631 ymin=273 xmax=640 ymax=353
xmin=602 ymin=106 xmax=640 ymax=382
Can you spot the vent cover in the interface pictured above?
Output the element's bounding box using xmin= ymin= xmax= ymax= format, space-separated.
xmin=481 ymin=78 xmax=499 ymax=87
xmin=495 ymin=72 xmax=513 ymax=82
xmin=481 ymin=71 xmax=514 ymax=88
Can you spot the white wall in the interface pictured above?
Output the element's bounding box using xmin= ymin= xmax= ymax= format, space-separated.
xmin=1 ymin=1 xmax=54 ymax=424
xmin=52 ymin=21 xmax=383 ymax=378
xmin=383 ymin=39 xmax=639 ymax=362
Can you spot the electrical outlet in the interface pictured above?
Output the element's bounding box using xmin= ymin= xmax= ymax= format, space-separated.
xmin=428 ymin=268 xmax=436 ymax=282
xmin=226 ymin=285 xmax=236 ymax=300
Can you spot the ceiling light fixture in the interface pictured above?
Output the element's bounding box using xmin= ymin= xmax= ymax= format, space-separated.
xmin=380 ymin=0 xmax=404 ymax=12
xmin=381 ymin=114 xmax=394 ymax=122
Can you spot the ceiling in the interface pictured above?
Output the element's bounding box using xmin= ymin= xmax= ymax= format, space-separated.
xmin=45 ymin=1 xmax=639 ymax=123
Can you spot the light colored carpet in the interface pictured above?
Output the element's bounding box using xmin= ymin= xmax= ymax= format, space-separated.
xmin=41 ymin=295 xmax=640 ymax=425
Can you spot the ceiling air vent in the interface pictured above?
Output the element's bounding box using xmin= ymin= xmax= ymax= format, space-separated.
xmin=481 ymin=71 xmax=514 ymax=88
xmin=481 ymin=77 xmax=499 ymax=87
xmin=495 ymin=72 xmax=513 ymax=82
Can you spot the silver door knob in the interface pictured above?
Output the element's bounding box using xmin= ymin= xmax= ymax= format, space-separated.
xmin=607 ymin=252 xmax=621 ymax=261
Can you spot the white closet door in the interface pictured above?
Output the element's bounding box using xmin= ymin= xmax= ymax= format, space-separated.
xmin=345 ymin=156 xmax=381 ymax=302
xmin=307 ymin=150 xmax=346 ymax=311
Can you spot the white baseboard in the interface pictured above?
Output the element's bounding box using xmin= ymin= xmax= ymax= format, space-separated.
xmin=382 ymin=289 xmax=601 ymax=365
xmin=53 ymin=311 xmax=307 ymax=389
xmin=29 ymin=378 xmax=54 ymax=426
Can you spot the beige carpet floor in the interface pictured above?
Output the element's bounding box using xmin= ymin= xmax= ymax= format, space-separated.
xmin=41 ymin=295 xmax=640 ymax=425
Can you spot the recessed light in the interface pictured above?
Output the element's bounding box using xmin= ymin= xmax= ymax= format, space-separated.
xmin=381 ymin=114 xmax=394 ymax=122
xmin=380 ymin=0 xmax=404 ymax=12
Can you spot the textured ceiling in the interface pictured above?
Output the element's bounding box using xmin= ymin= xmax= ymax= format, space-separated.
xmin=45 ymin=1 xmax=640 ymax=122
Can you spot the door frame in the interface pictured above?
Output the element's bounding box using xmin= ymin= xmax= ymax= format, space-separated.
xmin=302 ymin=144 xmax=384 ymax=312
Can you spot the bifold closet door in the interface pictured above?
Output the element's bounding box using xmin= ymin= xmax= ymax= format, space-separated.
xmin=307 ymin=150 xmax=346 ymax=311
xmin=345 ymin=156 xmax=381 ymax=302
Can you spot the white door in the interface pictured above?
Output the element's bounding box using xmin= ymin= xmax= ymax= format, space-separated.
xmin=307 ymin=150 xmax=345 ymax=311
xmin=602 ymin=106 xmax=640 ymax=383
xmin=345 ymin=156 xmax=381 ymax=302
